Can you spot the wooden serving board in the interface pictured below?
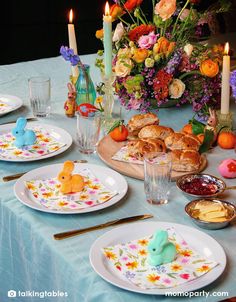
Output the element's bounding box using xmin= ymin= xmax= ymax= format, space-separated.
xmin=97 ymin=135 xmax=207 ymax=181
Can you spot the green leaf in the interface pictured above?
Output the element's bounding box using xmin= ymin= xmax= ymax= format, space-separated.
xmin=191 ymin=118 xmax=205 ymax=135
xmin=107 ymin=120 xmax=122 ymax=134
xmin=167 ymin=273 xmax=177 ymax=279
xmin=119 ymin=249 xmax=123 ymax=257
xmin=199 ymin=129 xmax=214 ymax=153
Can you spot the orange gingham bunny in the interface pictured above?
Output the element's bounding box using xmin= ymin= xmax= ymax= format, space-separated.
xmin=58 ymin=161 xmax=84 ymax=194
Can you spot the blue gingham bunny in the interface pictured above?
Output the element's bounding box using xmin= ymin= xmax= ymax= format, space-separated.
xmin=12 ymin=117 xmax=36 ymax=148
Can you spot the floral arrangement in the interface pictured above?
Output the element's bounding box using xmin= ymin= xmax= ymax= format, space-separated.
xmin=96 ymin=0 xmax=231 ymax=116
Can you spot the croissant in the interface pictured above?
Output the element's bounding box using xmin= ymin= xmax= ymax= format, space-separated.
xmin=164 ymin=132 xmax=200 ymax=151
xmin=127 ymin=138 xmax=166 ymax=160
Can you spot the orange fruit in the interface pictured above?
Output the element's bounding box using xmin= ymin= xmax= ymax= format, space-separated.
xmin=197 ymin=133 xmax=205 ymax=144
xmin=109 ymin=125 xmax=128 ymax=142
xmin=182 ymin=124 xmax=193 ymax=134
xmin=217 ymin=132 xmax=236 ymax=149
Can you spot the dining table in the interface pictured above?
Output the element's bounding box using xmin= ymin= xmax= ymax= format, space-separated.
xmin=0 ymin=46 xmax=236 ymax=302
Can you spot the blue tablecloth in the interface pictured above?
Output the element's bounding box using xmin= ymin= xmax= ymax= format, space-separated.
xmin=0 ymin=54 xmax=236 ymax=302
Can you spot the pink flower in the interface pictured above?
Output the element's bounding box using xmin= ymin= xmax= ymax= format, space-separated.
xmin=129 ymin=244 xmax=137 ymax=249
xmin=85 ymin=201 xmax=93 ymax=205
xmin=155 ymin=0 xmax=176 ymax=21
xmin=138 ymin=31 xmax=157 ymax=49
xmin=180 ymin=273 xmax=190 ymax=280
xmin=122 ymin=256 xmax=129 ymax=261
xmin=163 ymin=278 xmax=171 ymax=284
xmin=181 ymin=257 xmax=189 ymax=264
xmin=129 ymin=98 xmax=142 ymax=110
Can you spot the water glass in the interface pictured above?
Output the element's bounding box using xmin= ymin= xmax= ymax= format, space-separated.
xmin=29 ymin=76 xmax=51 ymax=117
xmin=144 ymin=152 xmax=172 ymax=205
xmin=76 ymin=111 xmax=101 ymax=154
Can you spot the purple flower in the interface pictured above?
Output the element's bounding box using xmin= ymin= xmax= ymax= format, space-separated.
xmin=230 ymin=70 xmax=236 ymax=99
xmin=60 ymin=46 xmax=81 ymax=66
xmin=164 ymin=50 xmax=183 ymax=75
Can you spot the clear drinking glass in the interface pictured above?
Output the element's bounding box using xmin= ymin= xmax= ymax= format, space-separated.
xmin=76 ymin=111 xmax=101 ymax=154
xmin=144 ymin=152 xmax=172 ymax=205
xmin=29 ymin=76 xmax=51 ymax=117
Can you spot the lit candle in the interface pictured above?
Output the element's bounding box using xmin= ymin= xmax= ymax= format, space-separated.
xmin=68 ymin=9 xmax=79 ymax=78
xmin=103 ymin=2 xmax=112 ymax=77
xmin=221 ymin=42 xmax=230 ymax=115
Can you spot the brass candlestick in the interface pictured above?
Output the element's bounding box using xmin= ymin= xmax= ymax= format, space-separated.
xmin=216 ymin=110 xmax=234 ymax=132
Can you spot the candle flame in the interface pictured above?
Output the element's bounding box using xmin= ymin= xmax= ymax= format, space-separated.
xmin=224 ymin=42 xmax=229 ymax=55
xmin=105 ymin=2 xmax=110 ymax=16
xmin=69 ymin=9 xmax=73 ymax=23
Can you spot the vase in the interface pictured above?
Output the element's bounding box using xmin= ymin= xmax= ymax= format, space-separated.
xmin=75 ymin=64 xmax=96 ymax=106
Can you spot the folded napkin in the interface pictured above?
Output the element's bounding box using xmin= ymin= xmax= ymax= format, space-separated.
xmin=0 ymin=127 xmax=65 ymax=159
xmin=0 ymin=101 xmax=13 ymax=113
xmin=112 ymin=146 xmax=143 ymax=165
xmin=102 ymin=227 xmax=218 ymax=289
xmin=25 ymin=168 xmax=117 ymax=210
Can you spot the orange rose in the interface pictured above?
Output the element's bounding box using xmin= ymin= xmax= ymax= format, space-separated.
xmin=132 ymin=48 xmax=149 ymax=63
xmin=153 ymin=37 xmax=175 ymax=56
xmin=95 ymin=29 xmax=104 ymax=39
xmin=200 ymin=59 xmax=219 ymax=78
xmin=110 ymin=4 xmax=124 ymax=21
xmin=154 ymin=0 xmax=176 ymax=21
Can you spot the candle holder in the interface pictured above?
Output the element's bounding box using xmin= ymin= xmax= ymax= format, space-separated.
xmin=216 ymin=110 xmax=234 ymax=132
xmin=101 ymin=73 xmax=117 ymax=132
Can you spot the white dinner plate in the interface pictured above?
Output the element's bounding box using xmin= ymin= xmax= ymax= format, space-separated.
xmin=0 ymin=94 xmax=23 ymax=116
xmin=90 ymin=221 xmax=226 ymax=295
xmin=0 ymin=121 xmax=72 ymax=162
xmin=14 ymin=163 xmax=128 ymax=214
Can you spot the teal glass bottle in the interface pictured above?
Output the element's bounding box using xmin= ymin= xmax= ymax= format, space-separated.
xmin=75 ymin=64 xmax=96 ymax=105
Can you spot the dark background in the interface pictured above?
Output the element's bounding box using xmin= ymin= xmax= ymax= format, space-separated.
xmin=0 ymin=0 xmax=235 ymax=65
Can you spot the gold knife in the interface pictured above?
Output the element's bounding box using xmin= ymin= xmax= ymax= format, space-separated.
xmin=2 ymin=160 xmax=88 ymax=182
xmin=53 ymin=214 xmax=153 ymax=240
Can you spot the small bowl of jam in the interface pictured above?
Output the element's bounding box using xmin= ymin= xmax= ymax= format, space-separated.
xmin=185 ymin=198 xmax=236 ymax=229
xmin=176 ymin=173 xmax=226 ymax=198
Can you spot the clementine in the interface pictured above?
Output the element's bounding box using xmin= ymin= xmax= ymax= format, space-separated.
xmin=197 ymin=133 xmax=205 ymax=144
xmin=217 ymin=132 xmax=236 ymax=149
xmin=181 ymin=124 xmax=193 ymax=134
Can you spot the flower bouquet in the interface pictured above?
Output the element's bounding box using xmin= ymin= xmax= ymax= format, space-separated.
xmin=96 ymin=0 xmax=231 ymax=116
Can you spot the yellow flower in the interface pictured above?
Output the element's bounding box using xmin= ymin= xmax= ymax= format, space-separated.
xmin=104 ymin=250 xmax=117 ymax=260
xmin=147 ymin=274 xmax=160 ymax=283
xmin=42 ymin=192 xmax=53 ymax=198
xmin=27 ymin=183 xmax=36 ymax=190
xmin=126 ymin=261 xmax=138 ymax=270
xmin=171 ymin=264 xmax=183 ymax=272
xmin=179 ymin=249 xmax=193 ymax=257
xmin=132 ymin=48 xmax=149 ymax=63
xmin=13 ymin=150 xmax=22 ymax=155
xmin=0 ymin=143 xmax=9 ymax=149
xmin=51 ymin=146 xmax=59 ymax=151
xmin=138 ymin=249 xmax=147 ymax=256
xmin=89 ymin=184 xmax=101 ymax=190
xmin=138 ymin=239 xmax=148 ymax=246
xmin=80 ymin=194 xmax=89 ymax=200
xmin=200 ymin=59 xmax=219 ymax=78
xmin=175 ymin=243 xmax=181 ymax=252
xmin=196 ymin=265 xmax=210 ymax=273
xmin=58 ymin=201 xmax=68 ymax=207
xmin=96 ymin=96 xmax=103 ymax=104
xmin=100 ymin=194 xmax=111 ymax=202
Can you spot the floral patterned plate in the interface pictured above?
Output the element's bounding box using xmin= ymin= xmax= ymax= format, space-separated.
xmin=89 ymin=221 xmax=226 ymax=295
xmin=0 ymin=94 xmax=23 ymax=116
xmin=0 ymin=122 xmax=72 ymax=162
xmin=14 ymin=163 xmax=128 ymax=214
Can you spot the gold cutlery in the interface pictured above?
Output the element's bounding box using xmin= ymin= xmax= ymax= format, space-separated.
xmin=2 ymin=159 xmax=88 ymax=182
xmin=53 ymin=214 xmax=153 ymax=240
xmin=1 ymin=117 xmax=37 ymax=125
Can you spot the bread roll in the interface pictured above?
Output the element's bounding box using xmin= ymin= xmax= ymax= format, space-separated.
xmin=127 ymin=138 xmax=166 ymax=160
xmin=138 ymin=125 xmax=174 ymax=141
xmin=170 ymin=150 xmax=201 ymax=172
xmin=127 ymin=113 xmax=159 ymax=137
xmin=164 ymin=132 xmax=200 ymax=151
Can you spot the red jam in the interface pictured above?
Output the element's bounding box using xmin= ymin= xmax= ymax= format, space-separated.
xmin=181 ymin=178 xmax=218 ymax=195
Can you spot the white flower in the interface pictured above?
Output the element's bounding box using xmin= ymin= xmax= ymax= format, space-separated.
xmin=114 ymin=59 xmax=133 ymax=77
xmin=145 ymin=58 xmax=155 ymax=68
xmin=184 ymin=43 xmax=193 ymax=57
xmin=169 ymin=79 xmax=185 ymax=99
xmin=112 ymin=22 xmax=125 ymax=42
